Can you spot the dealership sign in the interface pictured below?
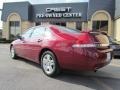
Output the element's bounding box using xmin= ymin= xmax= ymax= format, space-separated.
xmin=36 ymin=7 xmax=82 ymax=18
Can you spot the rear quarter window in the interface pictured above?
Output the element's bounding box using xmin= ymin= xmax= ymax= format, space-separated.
xmin=31 ymin=27 xmax=45 ymax=38
xmin=45 ymin=28 xmax=53 ymax=39
xmin=56 ymin=26 xmax=80 ymax=34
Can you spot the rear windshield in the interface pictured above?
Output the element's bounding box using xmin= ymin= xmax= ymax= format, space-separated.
xmin=56 ymin=26 xmax=80 ymax=34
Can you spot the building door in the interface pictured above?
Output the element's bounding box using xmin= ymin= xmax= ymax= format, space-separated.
xmin=9 ymin=21 xmax=20 ymax=40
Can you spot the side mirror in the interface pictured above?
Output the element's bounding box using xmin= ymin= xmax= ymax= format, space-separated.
xmin=16 ymin=34 xmax=23 ymax=40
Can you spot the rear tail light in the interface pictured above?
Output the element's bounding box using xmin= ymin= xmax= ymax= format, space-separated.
xmin=72 ymin=43 xmax=109 ymax=48
xmin=72 ymin=44 xmax=96 ymax=48
xmin=72 ymin=33 xmax=96 ymax=48
xmin=72 ymin=32 xmax=110 ymax=48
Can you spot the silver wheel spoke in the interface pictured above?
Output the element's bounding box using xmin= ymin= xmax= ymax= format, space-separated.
xmin=43 ymin=58 xmax=48 ymax=64
xmin=46 ymin=54 xmax=51 ymax=60
xmin=48 ymin=66 xmax=53 ymax=72
xmin=42 ymin=54 xmax=55 ymax=74
xmin=50 ymin=60 xmax=55 ymax=66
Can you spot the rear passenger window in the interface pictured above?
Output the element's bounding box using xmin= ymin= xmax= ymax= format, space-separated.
xmin=45 ymin=28 xmax=52 ymax=38
xmin=22 ymin=28 xmax=34 ymax=39
xmin=31 ymin=27 xmax=45 ymax=38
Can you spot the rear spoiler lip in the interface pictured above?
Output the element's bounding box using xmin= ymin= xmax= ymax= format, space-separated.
xmin=98 ymin=49 xmax=113 ymax=53
xmin=80 ymin=31 xmax=104 ymax=34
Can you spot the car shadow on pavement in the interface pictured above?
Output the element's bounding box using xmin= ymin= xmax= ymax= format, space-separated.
xmin=55 ymin=71 xmax=120 ymax=90
xmin=16 ymin=58 xmax=120 ymax=90
xmin=15 ymin=57 xmax=41 ymax=68
xmin=114 ymin=56 xmax=120 ymax=59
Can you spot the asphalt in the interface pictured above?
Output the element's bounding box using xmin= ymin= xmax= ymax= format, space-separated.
xmin=0 ymin=44 xmax=120 ymax=90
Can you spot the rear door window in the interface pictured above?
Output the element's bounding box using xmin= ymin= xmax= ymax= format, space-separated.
xmin=45 ymin=28 xmax=52 ymax=38
xmin=22 ymin=28 xmax=34 ymax=39
xmin=31 ymin=27 xmax=45 ymax=38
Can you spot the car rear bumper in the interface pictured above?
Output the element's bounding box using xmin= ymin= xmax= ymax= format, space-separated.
xmin=72 ymin=48 xmax=112 ymax=71
xmin=93 ymin=52 xmax=112 ymax=70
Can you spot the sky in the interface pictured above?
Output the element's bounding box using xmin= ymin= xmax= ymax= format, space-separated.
xmin=0 ymin=0 xmax=88 ymax=29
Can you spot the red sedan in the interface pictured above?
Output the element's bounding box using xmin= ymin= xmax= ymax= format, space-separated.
xmin=10 ymin=25 xmax=113 ymax=77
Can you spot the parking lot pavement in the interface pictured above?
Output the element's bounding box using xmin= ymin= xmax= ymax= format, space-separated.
xmin=0 ymin=44 xmax=120 ymax=90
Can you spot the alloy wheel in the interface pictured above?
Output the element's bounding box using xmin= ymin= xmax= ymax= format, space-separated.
xmin=42 ymin=54 xmax=55 ymax=75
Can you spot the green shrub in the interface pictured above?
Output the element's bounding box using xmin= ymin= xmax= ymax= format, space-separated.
xmin=0 ymin=38 xmax=12 ymax=43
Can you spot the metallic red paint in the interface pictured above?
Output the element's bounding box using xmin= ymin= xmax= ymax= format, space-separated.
xmin=11 ymin=25 xmax=112 ymax=71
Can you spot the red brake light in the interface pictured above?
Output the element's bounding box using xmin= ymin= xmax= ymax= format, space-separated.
xmin=72 ymin=33 xmax=96 ymax=48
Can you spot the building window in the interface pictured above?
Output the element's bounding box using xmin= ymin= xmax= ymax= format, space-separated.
xmin=76 ymin=22 xmax=82 ymax=30
xmin=9 ymin=21 xmax=20 ymax=40
xmin=92 ymin=21 xmax=108 ymax=33
xmin=50 ymin=22 xmax=66 ymax=27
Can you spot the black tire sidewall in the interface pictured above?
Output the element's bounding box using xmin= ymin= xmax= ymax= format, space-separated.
xmin=41 ymin=51 xmax=59 ymax=77
xmin=10 ymin=46 xmax=17 ymax=59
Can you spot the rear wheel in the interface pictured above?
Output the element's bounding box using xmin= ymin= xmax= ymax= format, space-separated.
xmin=41 ymin=51 xmax=60 ymax=77
xmin=10 ymin=46 xmax=18 ymax=59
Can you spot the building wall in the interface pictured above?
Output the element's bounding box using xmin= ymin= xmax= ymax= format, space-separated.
xmin=33 ymin=3 xmax=88 ymax=22
xmin=2 ymin=21 xmax=34 ymax=40
xmin=87 ymin=21 xmax=92 ymax=30
xmin=2 ymin=12 xmax=34 ymax=40
xmin=90 ymin=10 xmax=113 ymax=36
xmin=88 ymin=0 xmax=115 ymax=20
xmin=1 ymin=2 xmax=31 ymax=21
xmin=66 ymin=22 xmax=76 ymax=29
xmin=21 ymin=21 xmax=34 ymax=33
xmin=82 ymin=22 xmax=88 ymax=30
xmin=2 ymin=22 xmax=9 ymax=39
xmin=114 ymin=18 xmax=120 ymax=41
xmin=114 ymin=0 xmax=120 ymax=41
xmin=115 ymin=0 xmax=120 ymax=19
xmin=1 ymin=1 xmax=118 ymax=41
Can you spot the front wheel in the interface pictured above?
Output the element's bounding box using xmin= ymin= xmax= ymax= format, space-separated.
xmin=41 ymin=51 xmax=60 ymax=77
xmin=10 ymin=46 xmax=18 ymax=59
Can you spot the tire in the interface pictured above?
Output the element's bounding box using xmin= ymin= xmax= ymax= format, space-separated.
xmin=41 ymin=51 xmax=60 ymax=77
xmin=10 ymin=46 xmax=18 ymax=59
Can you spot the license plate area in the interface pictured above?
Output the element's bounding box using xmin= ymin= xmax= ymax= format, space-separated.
xmin=106 ymin=52 xmax=112 ymax=61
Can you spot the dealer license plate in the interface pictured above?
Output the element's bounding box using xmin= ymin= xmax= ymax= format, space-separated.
xmin=106 ymin=52 xmax=111 ymax=61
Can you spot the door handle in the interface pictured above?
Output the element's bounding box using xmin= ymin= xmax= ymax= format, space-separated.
xmin=38 ymin=39 xmax=42 ymax=42
xmin=22 ymin=40 xmax=25 ymax=43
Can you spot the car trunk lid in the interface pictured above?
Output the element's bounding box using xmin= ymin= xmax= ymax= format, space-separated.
xmin=89 ymin=32 xmax=113 ymax=52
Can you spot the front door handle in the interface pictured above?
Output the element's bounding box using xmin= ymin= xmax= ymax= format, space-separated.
xmin=38 ymin=39 xmax=42 ymax=42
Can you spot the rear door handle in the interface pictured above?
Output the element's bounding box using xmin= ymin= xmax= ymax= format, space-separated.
xmin=22 ymin=40 xmax=25 ymax=43
xmin=38 ymin=39 xmax=42 ymax=42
